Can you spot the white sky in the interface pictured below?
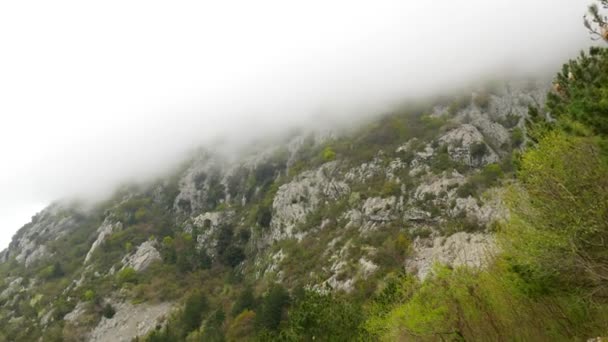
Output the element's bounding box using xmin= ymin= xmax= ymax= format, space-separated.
xmin=0 ymin=0 xmax=592 ymax=249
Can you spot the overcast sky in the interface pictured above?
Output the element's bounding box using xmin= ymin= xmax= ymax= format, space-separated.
xmin=0 ymin=0 xmax=593 ymax=249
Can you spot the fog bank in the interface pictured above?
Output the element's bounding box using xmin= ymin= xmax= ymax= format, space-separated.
xmin=0 ymin=0 xmax=593 ymax=248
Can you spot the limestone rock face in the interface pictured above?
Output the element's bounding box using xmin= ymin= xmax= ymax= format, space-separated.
xmin=438 ymin=124 xmax=499 ymax=167
xmin=403 ymin=207 xmax=432 ymax=222
xmin=88 ymin=300 xmax=173 ymax=342
xmin=270 ymin=161 xmax=349 ymax=241
xmin=362 ymin=196 xmax=399 ymax=223
xmin=64 ymin=301 xmax=88 ymax=322
xmin=405 ymin=232 xmax=496 ymax=280
xmin=192 ymin=210 xmax=235 ymax=253
xmin=3 ymin=203 xmax=85 ymax=267
xmin=173 ymin=152 xmax=227 ymax=216
xmin=450 ymin=188 xmax=508 ymax=226
xmin=413 ymin=172 xmax=465 ymax=201
xmin=0 ymin=277 xmax=23 ymax=301
xmin=85 ymin=217 xmax=123 ymax=264
xmin=121 ymin=241 xmax=161 ymax=272
xmin=469 ymin=113 xmax=511 ymax=148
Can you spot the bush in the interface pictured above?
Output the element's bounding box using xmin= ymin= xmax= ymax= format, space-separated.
xmin=282 ymin=290 xmax=365 ymax=340
xmin=456 ymin=163 xmax=503 ymax=199
xmin=364 ymin=266 xmax=599 ymax=341
xmin=256 ymin=205 xmax=272 ymax=228
xmin=470 ymin=142 xmax=488 ymax=159
xmin=480 ymin=163 xmax=503 ymax=184
xmin=38 ymin=262 xmax=64 ymax=280
xmin=83 ymin=289 xmax=96 ymax=301
xmin=256 ymin=284 xmax=290 ymax=331
xmin=116 ymin=267 xmax=138 ymax=285
xmin=380 ymin=180 xmax=401 ymax=197
xmin=232 ymin=286 xmax=256 ymax=317
xmin=222 ymin=245 xmax=246 ymax=268
xmin=182 ymin=291 xmax=208 ymax=334
xmin=102 ymin=303 xmax=116 ymax=318
xmin=322 ymin=146 xmax=337 ymax=161
xmin=511 ymin=127 xmax=524 ymax=148
xmin=227 ymin=310 xmax=256 ymax=341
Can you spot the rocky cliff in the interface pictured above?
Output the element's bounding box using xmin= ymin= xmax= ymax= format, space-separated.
xmin=0 ymin=80 xmax=546 ymax=341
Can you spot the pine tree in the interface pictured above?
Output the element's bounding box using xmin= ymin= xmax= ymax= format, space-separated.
xmin=585 ymin=1 xmax=608 ymax=41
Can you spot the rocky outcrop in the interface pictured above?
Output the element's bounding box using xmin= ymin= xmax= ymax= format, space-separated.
xmin=403 ymin=207 xmax=432 ymax=222
xmin=345 ymin=153 xmax=406 ymax=182
xmin=359 ymin=258 xmax=379 ymax=277
xmin=4 ymin=203 xmax=85 ymax=267
xmin=64 ymin=301 xmax=88 ymax=322
xmin=358 ymin=196 xmax=401 ymax=231
xmin=191 ymin=210 xmax=235 ymax=253
xmin=88 ymin=300 xmax=173 ymax=342
xmin=0 ymin=277 xmax=23 ymax=301
xmin=438 ymin=124 xmax=499 ymax=167
xmin=270 ymin=161 xmax=349 ymax=241
xmin=85 ymin=218 xmax=123 ymax=264
xmin=405 ymin=232 xmax=496 ymax=280
xmin=173 ymin=152 xmax=228 ymax=216
xmin=413 ymin=172 xmax=466 ymax=201
xmin=450 ymin=188 xmax=508 ymax=225
xmin=121 ymin=241 xmax=161 ymax=272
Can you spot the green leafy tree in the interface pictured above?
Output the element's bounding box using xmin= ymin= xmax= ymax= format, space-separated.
xmin=226 ymin=310 xmax=256 ymax=341
xmin=182 ymin=291 xmax=208 ymax=334
xmin=503 ymin=131 xmax=608 ymax=297
xmin=256 ymin=284 xmax=290 ymax=331
xmin=231 ymin=286 xmax=256 ymax=316
xmin=283 ymin=290 xmax=365 ymax=341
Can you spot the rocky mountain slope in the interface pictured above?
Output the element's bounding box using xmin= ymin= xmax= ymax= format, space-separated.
xmin=0 ymin=80 xmax=547 ymax=341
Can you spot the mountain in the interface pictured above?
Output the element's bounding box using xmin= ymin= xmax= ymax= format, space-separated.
xmin=1 ymin=52 xmax=607 ymax=341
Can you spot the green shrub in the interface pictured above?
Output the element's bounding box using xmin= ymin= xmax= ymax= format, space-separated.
xmin=102 ymin=303 xmax=116 ymax=318
xmin=83 ymin=289 xmax=96 ymax=301
xmin=38 ymin=262 xmax=64 ymax=280
xmin=456 ymin=163 xmax=503 ymax=199
xmin=116 ymin=267 xmax=138 ymax=285
xmin=222 ymin=245 xmax=246 ymax=268
xmin=322 ymin=146 xmax=336 ymax=161
xmin=470 ymin=141 xmax=488 ymax=159
xmin=380 ymin=180 xmax=401 ymax=197
xmin=420 ymin=114 xmax=443 ymax=128
xmin=281 ymin=290 xmax=365 ymax=340
xmin=480 ymin=163 xmax=503 ymax=184
xmin=182 ymin=291 xmax=208 ymax=334
xmin=511 ymin=127 xmax=524 ymax=148
xmin=500 ymin=113 xmax=521 ymax=128
xmin=256 ymin=284 xmax=290 ymax=331
xmin=227 ymin=310 xmax=256 ymax=341
xmin=231 ymin=286 xmax=256 ymax=317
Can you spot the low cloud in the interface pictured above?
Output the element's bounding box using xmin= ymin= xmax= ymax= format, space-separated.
xmin=0 ymin=0 xmax=593 ymax=248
